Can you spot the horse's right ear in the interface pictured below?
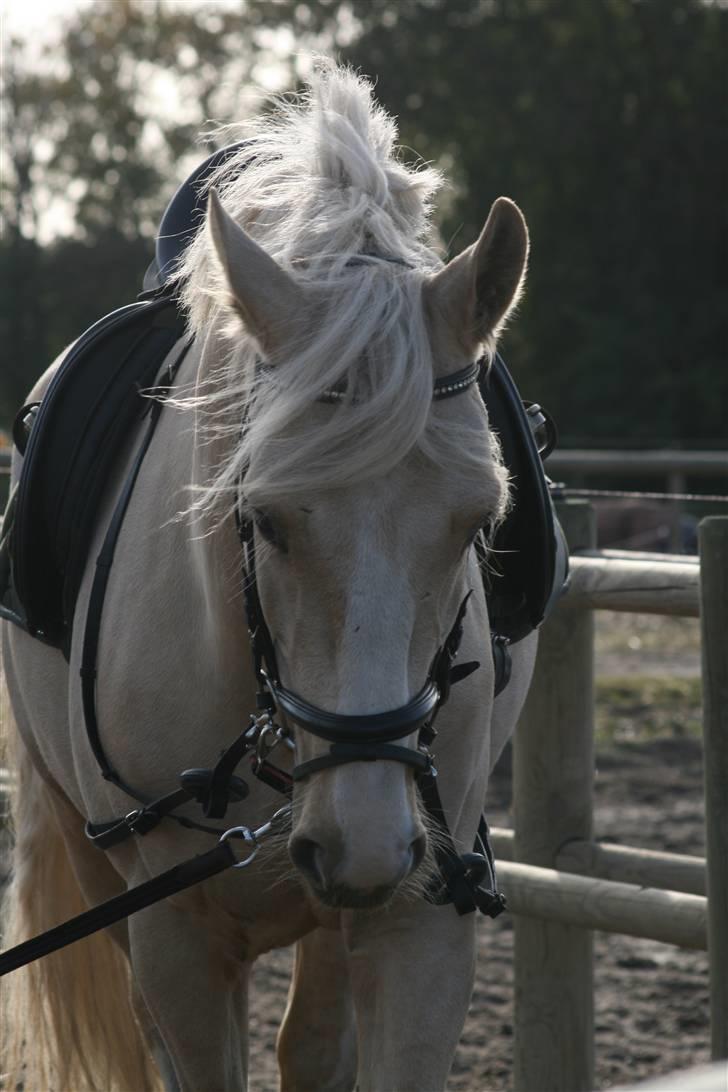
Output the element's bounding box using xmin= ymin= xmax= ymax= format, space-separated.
xmin=207 ymin=188 xmax=305 ymax=357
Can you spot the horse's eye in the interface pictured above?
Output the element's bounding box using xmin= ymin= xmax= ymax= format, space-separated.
xmin=254 ymin=510 xmax=286 ymax=552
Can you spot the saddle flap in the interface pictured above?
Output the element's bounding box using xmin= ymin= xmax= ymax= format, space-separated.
xmin=480 ymin=353 xmax=567 ymax=643
xmin=10 ymin=296 xmax=186 ymax=647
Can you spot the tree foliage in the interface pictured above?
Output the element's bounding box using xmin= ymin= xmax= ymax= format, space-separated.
xmin=1 ymin=0 xmax=726 ymax=444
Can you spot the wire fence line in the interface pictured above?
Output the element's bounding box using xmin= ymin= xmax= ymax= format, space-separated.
xmin=554 ymin=487 xmax=728 ymax=504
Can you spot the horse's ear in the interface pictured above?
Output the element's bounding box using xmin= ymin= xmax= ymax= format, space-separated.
xmin=207 ymin=188 xmax=305 ymax=356
xmin=425 ymin=197 xmax=529 ymax=356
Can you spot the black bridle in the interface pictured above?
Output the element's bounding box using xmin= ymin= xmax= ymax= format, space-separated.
xmin=227 ymin=358 xmax=510 ymax=919
xmin=238 ymin=515 xmax=482 ymax=781
xmin=236 ymin=357 xmax=508 ymax=786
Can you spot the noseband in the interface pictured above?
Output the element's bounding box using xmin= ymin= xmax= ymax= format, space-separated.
xmin=237 ymin=357 xmax=511 ymax=783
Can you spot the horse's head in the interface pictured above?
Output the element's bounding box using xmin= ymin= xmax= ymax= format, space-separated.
xmin=194 ymin=80 xmax=528 ymax=907
xmin=206 ymin=190 xmax=527 ymax=908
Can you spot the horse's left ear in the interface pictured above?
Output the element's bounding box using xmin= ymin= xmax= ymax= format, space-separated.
xmin=425 ymin=197 xmax=529 ymax=355
xmin=207 ymin=188 xmax=306 ymax=357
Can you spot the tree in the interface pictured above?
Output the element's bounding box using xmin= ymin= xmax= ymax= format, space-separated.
xmin=2 ymin=0 xmax=726 ymax=445
xmin=256 ymin=0 xmax=728 ymax=443
xmin=333 ymin=0 xmax=728 ymax=444
xmin=0 ymin=1 xmax=255 ymax=417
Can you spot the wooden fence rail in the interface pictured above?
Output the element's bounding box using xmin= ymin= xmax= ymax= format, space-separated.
xmin=506 ymin=500 xmax=728 ymax=1092
xmin=545 ymin=448 xmax=728 ymax=479
xmin=4 ymin=447 xmax=726 ymax=479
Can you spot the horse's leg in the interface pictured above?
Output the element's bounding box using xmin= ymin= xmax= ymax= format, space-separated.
xmin=277 ymin=928 xmax=357 ymax=1092
xmin=128 ymin=899 xmax=250 ymax=1092
xmin=344 ymin=903 xmax=477 ymax=1092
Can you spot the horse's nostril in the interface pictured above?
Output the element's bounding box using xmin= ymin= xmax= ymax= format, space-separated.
xmin=289 ymin=836 xmax=325 ymax=887
xmin=410 ymin=832 xmax=427 ymax=873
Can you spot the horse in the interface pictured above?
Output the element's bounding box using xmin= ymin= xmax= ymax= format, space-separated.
xmin=1 ymin=62 xmax=538 ymax=1091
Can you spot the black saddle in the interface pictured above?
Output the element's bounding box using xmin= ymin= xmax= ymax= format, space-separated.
xmin=0 ymin=144 xmax=567 ymax=658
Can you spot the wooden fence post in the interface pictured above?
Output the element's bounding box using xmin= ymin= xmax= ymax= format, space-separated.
xmin=698 ymin=518 xmax=728 ymax=1060
xmin=512 ymin=499 xmax=596 ymax=1092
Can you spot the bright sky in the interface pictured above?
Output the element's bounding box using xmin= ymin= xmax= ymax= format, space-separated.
xmin=2 ymin=0 xmax=90 ymax=43
xmin=0 ymin=0 xmax=305 ymax=240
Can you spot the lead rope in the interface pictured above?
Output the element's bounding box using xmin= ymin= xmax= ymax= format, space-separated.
xmin=0 ymin=808 xmax=291 ymax=978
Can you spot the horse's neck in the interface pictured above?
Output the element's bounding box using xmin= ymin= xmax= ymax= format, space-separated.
xmin=164 ymin=337 xmax=251 ymax=673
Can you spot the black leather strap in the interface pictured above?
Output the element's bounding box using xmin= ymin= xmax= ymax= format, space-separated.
xmin=417 ymin=770 xmax=506 ymax=918
xmin=292 ymin=741 xmax=432 ymax=781
xmin=432 ymin=361 xmax=481 ymax=400
xmin=80 ymin=394 xmax=168 ymax=790
xmin=85 ymin=787 xmax=196 ymax=849
xmin=269 ymin=678 xmax=440 ymax=745
xmin=80 ymin=336 xmax=192 ymax=796
xmin=0 ymin=840 xmax=237 ymax=978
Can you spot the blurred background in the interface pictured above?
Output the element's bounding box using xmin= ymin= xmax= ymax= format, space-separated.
xmin=1 ymin=0 xmax=727 ymax=542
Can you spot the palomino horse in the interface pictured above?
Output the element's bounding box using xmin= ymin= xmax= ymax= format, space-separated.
xmin=1 ymin=63 xmax=537 ymax=1091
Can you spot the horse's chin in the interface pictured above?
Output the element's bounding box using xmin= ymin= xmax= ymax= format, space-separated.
xmin=306 ymin=881 xmax=397 ymax=911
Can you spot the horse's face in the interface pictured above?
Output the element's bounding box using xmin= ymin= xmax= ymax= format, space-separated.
xmin=253 ymin=410 xmax=500 ymax=908
xmin=208 ymin=190 xmax=528 ymax=908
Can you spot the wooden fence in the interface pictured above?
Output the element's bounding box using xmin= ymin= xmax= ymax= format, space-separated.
xmin=494 ymin=500 xmax=728 ymax=1092
xmin=545 ymin=448 xmax=727 ymax=487
xmin=545 ymin=449 xmax=728 ymax=551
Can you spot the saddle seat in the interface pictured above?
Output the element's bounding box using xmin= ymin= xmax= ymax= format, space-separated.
xmin=0 ymin=144 xmax=567 ymax=659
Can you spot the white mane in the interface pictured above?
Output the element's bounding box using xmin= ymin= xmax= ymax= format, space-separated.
xmin=177 ymin=61 xmax=507 ymax=515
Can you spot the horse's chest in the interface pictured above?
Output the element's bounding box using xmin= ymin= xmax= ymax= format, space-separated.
xmin=178 ymin=860 xmax=326 ymax=961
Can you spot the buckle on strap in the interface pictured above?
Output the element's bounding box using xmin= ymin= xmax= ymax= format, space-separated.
xmin=492 ymin=633 xmax=511 ymax=697
xmin=85 ymin=805 xmax=163 ymax=849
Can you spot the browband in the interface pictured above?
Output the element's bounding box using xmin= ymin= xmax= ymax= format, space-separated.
xmin=319 ymin=361 xmax=481 ymax=405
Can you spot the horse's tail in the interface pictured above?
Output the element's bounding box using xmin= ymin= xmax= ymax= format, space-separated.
xmin=1 ymin=694 xmax=160 ymax=1092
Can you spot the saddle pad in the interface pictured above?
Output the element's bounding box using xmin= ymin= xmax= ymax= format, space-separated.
xmin=9 ymin=296 xmax=186 ymax=650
